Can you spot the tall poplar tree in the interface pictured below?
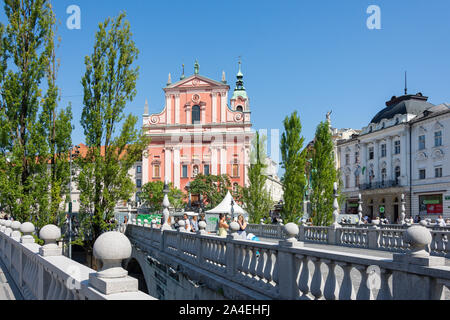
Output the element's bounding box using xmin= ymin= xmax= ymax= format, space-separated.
xmin=241 ymin=131 xmax=272 ymax=223
xmin=76 ymin=13 xmax=149 ymax=253
xmin=309 ymin=121 xmax=339 ymax=226
xmin=280 ymin=111 xmax=306 ymax=223
xmin=0 ymin=0 xmax=71 ymax=228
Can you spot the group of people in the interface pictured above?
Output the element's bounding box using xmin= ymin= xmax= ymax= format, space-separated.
xmin=218 ymin=213 xmax=248 ymax=239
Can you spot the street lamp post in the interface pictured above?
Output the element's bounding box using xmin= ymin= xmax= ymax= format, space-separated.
xmin=68 ymin=145 xmax=80 ymax=259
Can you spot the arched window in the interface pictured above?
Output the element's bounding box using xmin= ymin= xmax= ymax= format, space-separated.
xmin=192 ymin=105 xmax=201 ymax=124
xmin=236 ymin=105 xmax=243 ymax=112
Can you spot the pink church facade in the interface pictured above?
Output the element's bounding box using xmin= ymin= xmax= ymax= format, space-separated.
xmin=142 ymin=61 xmax=254 ymax=194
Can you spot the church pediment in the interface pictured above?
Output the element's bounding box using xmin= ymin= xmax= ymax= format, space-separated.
xmin=165 ymin=75 xmax=229 ymax=91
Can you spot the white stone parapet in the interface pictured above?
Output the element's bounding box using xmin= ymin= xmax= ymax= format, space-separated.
xmin=126 ymin=222 xmax=450 ymax=300
xmin=0 ymin=221 xmax=154 ymax=300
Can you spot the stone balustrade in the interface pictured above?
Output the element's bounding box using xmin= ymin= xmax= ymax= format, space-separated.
xmin=0 ymin=219 xmax=154 ymax=300
xmin=246 ymin=223 xmax=449 ymax=258
xmin=126 ymin=222 xmax=450 ymax=300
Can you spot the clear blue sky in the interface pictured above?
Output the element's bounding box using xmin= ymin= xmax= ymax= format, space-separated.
xmin=3 ymin=0 xmax=450 ymax=160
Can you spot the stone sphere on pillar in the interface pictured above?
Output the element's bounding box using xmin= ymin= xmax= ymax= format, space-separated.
xmin=11 ymin=221 xmax=22 ymax=239
xmin=404 ymin=225 xmax=432 ymax=257
xmin=39 ymin=225 xmax=61 ymax=247
xmin=178 ymin=219 xmax=185 ymax=231
xmin=284 ymin=223 xmax=299 ymax=241
xmin=230 ymin=221 xmax=240 ymax=233
xmin=93 ymin=231 xmax=132 ymax=279
xmin=198 ymin=221 xmax=206 ymax=230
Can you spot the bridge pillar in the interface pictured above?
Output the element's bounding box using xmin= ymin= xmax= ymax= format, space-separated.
xmin=278 ymin=223 xmax=302 ymax=299
xmin=89 ymin=231 xmax=139 ymax=295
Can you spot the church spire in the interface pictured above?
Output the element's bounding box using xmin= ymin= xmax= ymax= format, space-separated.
xmin=235 ymin=58 xmax=245 ymax=91
xmin=167 ymin=73 xmax=172 ymax=86
xmin=144 ymin=99 xmax=149 ymax=116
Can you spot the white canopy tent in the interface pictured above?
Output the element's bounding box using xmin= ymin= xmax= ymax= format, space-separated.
xmin=205 ymin=191 xmax=247 ymax=218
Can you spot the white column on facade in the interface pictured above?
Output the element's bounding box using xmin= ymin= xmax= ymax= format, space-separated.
xmin=374 ymin=140 xmax=379 ymax=183
xmin=201 ymin=106 xmax=206 ymax=125
xmin=173 ymin=147 xmax=181 ymax=189
xmin=244 ymin=147 xmax=250 ymax=187
xmin=164 ymin=148 xmax=172 ymax=184
xmin=175 ymin=94 xmax=180 ymax=124
xmin=166 ymin=95 xmax=172 ymax=125
xmin=220 ymin=147 xmax=227 ymax=175
xmin=211 ymin=147 xmax=218 ymax=175
xmin=212 ymin=93 xmax=217 ymax=123
xmin=142 ymin=148 xmax=149 ymax=186
xmin=401 ymin=133 xmax=408 ymax=184
xmin=220 ymin=92 xmax=226 ymax=123
xmin=186 ymin=106 xmax=191 ymax=125
xmin=387 ymin=136 xmax=393 ymax=180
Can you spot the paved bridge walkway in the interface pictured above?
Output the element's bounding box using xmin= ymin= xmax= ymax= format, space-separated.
xmin=259 ymin=237 xmax=450 ymax=266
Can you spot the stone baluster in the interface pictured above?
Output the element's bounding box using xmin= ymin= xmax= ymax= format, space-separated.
xmin=337 ymin=262 xmax=356 ymax=300
xmin=297 ymin=255 xmax=312 ymax=299
xmin=358 ymin=193 xmax=363 ymax=225
xmin=137 ymin=219 xmax=142 ymax=226
xmin=20 ymin=222 xmax=35 ymax=244
xmin=89 ymin=231 xmax=139 ymax=295
xmin=376 ymin=268 xmax=393 ymax=300
xmin=132 ymin=218 xmax=136 ymax=225
xmin=310 ymin=257 xmax=325 ymax=300
xmin=39 ymin=225 xmax=62 ymax=257
xmin=328 ymin=183 xmax=341 ymax=245
xmin=355 ymin=265 xmax=374 ymax=300
xmin=11 ymin=221 xmax=22 ymax=241
xmin=151 ymin=219 xmax=157 ymax=229
xmin=323 ymin=259 xmax=339 ymax=300
xmin=143 ymin=219 xmax=149 ymax=227
xmin=0 ymin=220 xmax=6 ymax=233
xmin=400 ymin=194 xmax=406 ymax=225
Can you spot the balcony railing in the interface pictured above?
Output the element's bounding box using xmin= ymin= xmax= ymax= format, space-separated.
xmin=360 ymin=180 xmax=400 ymax=190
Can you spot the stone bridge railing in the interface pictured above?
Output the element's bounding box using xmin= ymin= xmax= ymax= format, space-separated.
xmin=0 ymin=219 xmax=154 ymax=300
xmin=126 ymin=220 xmax=450 ymax=300
xmin=246 ymin=223 xmax=450 ymax=258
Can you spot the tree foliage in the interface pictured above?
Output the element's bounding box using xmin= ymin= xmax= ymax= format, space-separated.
xmin=0 ymin=0 xmax=72 ymax=229
xmin=280 ymin=111 xmax=306 ymax=223
xmin=75 ymin=12 xmax=149 ymax=250
xmin=240 ymin=131 xmax=272 ymax=224
xmin=140 ymin=181 xmax=185 ymax=212
xmin=309 ymin=121 xmax=340 ymax=226
xmin=189 ymin=174 xmax=231 ymax=210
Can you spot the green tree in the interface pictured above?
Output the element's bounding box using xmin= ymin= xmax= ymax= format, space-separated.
xmin=0 ymin=0 xmax=71 ymax=228
xmin=75 ymin=12 xmax=149 ymax=255
xmin=280 ymin=111 xmax=307 ymax=223
xmin=240 ymin=131 xmax=272 ymax=224
xmin=189 ymin=174 xmax=231 ymax=210
xmin=309 ymin=121 xmax=339 ymax=226
xmin=140 ymin=181 xmax=185 ymax=212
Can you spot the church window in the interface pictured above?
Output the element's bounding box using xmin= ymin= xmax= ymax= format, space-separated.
xmin=153 ymin=165 xmax=160 ymax=178
xmin=192 ymin=105 xmax=201 ymax=124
